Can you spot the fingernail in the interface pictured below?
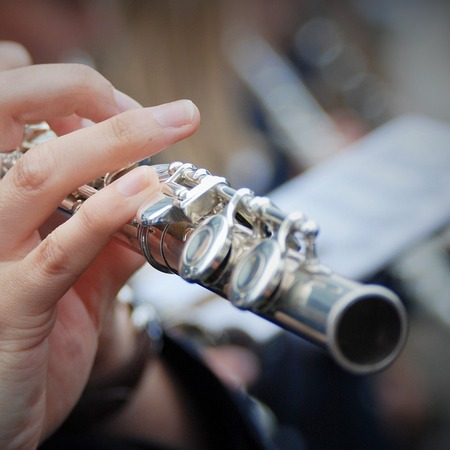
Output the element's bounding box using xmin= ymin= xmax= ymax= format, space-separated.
xmin=114 ymin=89 xmax=142 ymax=112
xmin=116 ymin=167 xmax=151 ymax=197
xmin=152 ymin=100 xmax=196 ymax=128
xmin=81 ymin=118 xmax=95 ymax=128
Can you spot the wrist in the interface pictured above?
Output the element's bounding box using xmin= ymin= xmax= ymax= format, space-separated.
xmin=64 ymin=300 xmax=163 ymax=429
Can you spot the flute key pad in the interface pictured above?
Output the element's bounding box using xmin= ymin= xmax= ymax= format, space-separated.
xmin=180 ymin=214 xmax=232 ymax=282
xmin=229 ymin=239 xmax=284 ymax=310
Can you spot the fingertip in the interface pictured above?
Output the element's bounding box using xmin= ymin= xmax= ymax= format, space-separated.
xmin=152 ymin=99 xmax=200 ymax=129
xmin=0 ymin=41 xmax=32 ymax=70
xmin=115 ymin=165 xmax=159 ymax=197
xmin=185 ymin=99 xmax=199 ymax=123
xmin=189 ymin=99 xmax=201 ymax=128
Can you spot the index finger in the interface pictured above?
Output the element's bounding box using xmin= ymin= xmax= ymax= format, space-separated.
xmin=0 ymin=63 xmax=140 ymax=150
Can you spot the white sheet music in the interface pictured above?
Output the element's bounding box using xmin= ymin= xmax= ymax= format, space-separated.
xmin=270 ymin=115 xmax=450 ymax=280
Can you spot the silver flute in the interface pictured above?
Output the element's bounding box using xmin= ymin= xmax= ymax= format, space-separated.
xmin=1 ymin=123 xmax=408 ymax=374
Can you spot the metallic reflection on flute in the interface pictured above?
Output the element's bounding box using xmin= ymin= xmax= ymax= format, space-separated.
xmin=137 ymin=162 xmax=407 ymax=375
xmin=2 ymin=123 xmax=408 ymax=375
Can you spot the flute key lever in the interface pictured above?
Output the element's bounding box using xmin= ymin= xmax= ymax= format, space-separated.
xmin=1 ymin=123 xmax=408 ymax=375
xmin=137 ymin=161 xmax=408 ymax=375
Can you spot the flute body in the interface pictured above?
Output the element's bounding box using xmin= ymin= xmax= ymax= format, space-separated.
xmin=1 ymin=123 xmax=408 ymax=374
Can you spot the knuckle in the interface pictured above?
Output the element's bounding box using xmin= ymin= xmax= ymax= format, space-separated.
xmin=67 ymin=63 xmax=105 ymax=90
xmin=37 ymin=232 xmax=71 ymax=277
xmin=11 ymin=150 xmax=51 ymax=194
xmin=107 ymin=113 xmax=135 ymax=148
xmin=61 ymin=64 xmax=114 ymax=108
xmin=76 ymin=199 xmax=105 ymax=235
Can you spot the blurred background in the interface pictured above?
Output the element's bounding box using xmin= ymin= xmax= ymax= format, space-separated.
xmin=2 ymin=0 xmax=450 ymax=448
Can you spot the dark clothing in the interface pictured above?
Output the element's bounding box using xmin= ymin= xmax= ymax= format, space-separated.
xmin=251 ymin=333 xmax=396 ymax=450
xmin=40 ymin=331 xmax=394 ymax=450
xmin=40 ymin=333 xmax=275 ymax=450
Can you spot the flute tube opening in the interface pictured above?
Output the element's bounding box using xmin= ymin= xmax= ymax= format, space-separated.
xmin=331 ymin=289 xmax=407 ymax=374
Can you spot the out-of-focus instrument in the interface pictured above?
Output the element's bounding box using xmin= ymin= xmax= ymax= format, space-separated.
xmin=0 ymin=122 xmax=408 ymax=374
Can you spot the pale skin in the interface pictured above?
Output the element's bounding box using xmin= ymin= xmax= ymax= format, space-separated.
xmin=0 ymin=43 xmax=202 ymax=449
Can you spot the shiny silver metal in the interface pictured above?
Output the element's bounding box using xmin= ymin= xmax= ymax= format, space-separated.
xmin=3 ymin=122 xmax=408 ymax=374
